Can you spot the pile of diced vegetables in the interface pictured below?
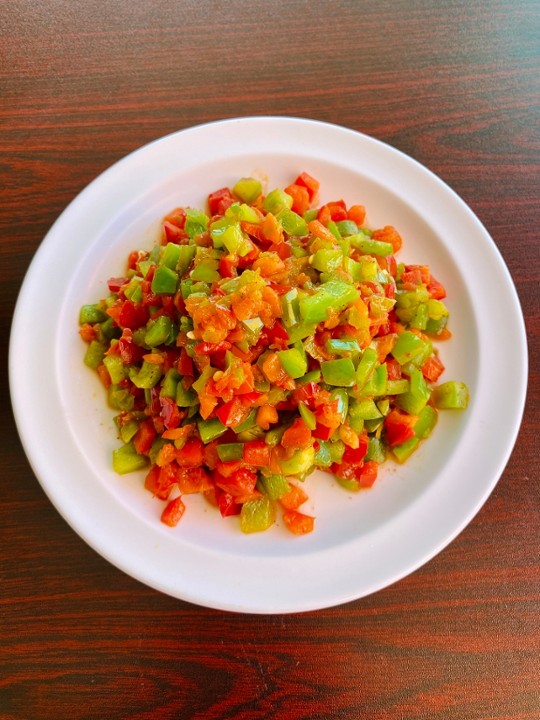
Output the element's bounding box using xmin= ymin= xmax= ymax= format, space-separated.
xmin=79 ymin=172 xmax=469 ymax=535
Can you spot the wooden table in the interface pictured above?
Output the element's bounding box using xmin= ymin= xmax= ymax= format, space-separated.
xmin=2 ymin=2 xmax=538 ymax=718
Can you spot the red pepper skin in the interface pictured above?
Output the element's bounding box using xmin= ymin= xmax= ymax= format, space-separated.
xmin=108 ymin=299 xmax=149 ymax=330
xmin=281 ymin=418 xmax=312 ymax=450
xmin=384 ymin=409 xmax=418 ymax=447
xmin=331 ymin=459 xmax=378 ymax=489
xmin=292 ymin=382 xmax=321 ymax=410
xmin=217 ymin=491 xmax=241 ymax=517
xmin=177 ymin=348 xmax=194 ymax=377
xmin=294 ymin=172 xmax=320 ymax=200
xmin=208 ymin=187 xmax=235 ymax=216
xmin=194 ymin=341 xmax=231 ymax=355
xmin=133 ymin=419 xmax=157 ymax=455
xmin=219 ymin=255 xmax=237 ymax=279
xmin=108 ymin=277 xmax=129 ymax=292
xmin=357 ymin=461 xmax=378 ymax=488
xmin=215 ymin=467 xmax=257 ymax=497
xmin=162 ymin=221 xmax=186 ymax=244
xmin=282 ymin=509 xmax=315 ymax=535
xmin=312 ymin=423 xmax=333 ymax=441
xmin=284 ymin=183 xmax=310 ymax=215
xmin=164 ymin=207 xmax=187 ymax=229
xmin=161 ymin=496 xmax=186 ymax=527
xmin=176 ymin=437 xmax=205 ymax=467
xmin=342 ymin=436 xmax=369 ymax=465
xmin=263 ymin=320 xmax=289 ymax=346
xmin=243 ymin=440 xmax=271 ymax=467
xmin=215 ymin=398 xmax=250 ymax=428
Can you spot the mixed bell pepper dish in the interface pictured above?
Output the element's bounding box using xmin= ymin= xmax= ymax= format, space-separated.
xmin=79 ymin=172 xmax=469 ymax=535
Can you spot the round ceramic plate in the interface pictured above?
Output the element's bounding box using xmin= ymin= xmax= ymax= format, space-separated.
xmin=9 ymin=117 xmax=527 ymax=613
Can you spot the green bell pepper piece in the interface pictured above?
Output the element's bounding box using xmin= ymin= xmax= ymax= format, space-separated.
xmin=355 ymin=347 xmax=378 ymax=388
xmin=296 ymin=369 xmax=322 ymax=385
xmin=160 ymin=242 xmax=182 ymax=270
xmin=197 ymin=417 xmax=227 ymax=443
xmin=276 ymin=208 xmax=308 ymax=236
xmin=222 ymin=222 xmax=253 ymax=257
xmin=112 ymin=442 xmax=148 ymax=474
xmin=176 ymin=245 xmax=196 ymax=276
xmin=366 ymin=436 xmax=386 ymax=463
xmin=349 ymin=398 xmax=382 ymax=420
xmin=349 ymin=232 xmax=393 ymax=256
xmin=185 ymin=207 xmax=209 ymax=238
xmin=391 ymin=331 xmax=429 ymax=365
xmin=432 ymin=381 xmax=469 ymax=410
xmin=392 ymin=437 xmax=420 ymax=463
xmin=299 ymin=280 xmax=359 ymax=324
xmin=217 ymin=443 xmax=244 ymax=462
xmin=151 ymin=265 xmax=178 ymax=295
xmin=321 ymin=358 xmax=356 ymax=387
xmin=176 ymin=383 xmax=198 ymax=407
xmin=259 ymin=474 xmax=290 ymax=500
xmin=160 ymin=368 xmax=180 ymax=399
xmin=330 ymin=388 xmax=349 ymax=423
xmin=335 ymin=219 xmax=359 ymax=236
xmin=83 ymin=340 xmax=106 ymax=369
xmin=286 ymin=322 xmax=317 ymax=344
xmin=395 ymin=368 xmax=431 ymax=415
xmin=414 ymin=404 xmax=438 ymax=438
xmin=190 ymin=257 xmax=220 ymax=283
xmin=191 ymin=366 xmax=215 ymax=395
xmin=362 ymin=363 xmax=388 ymax=397
xmin=263 ymin=188 xmax=293 ymax=214
xmin=279 ymin=446 xmax=315 ymax=476
xmin=145 ymin=315 xmax=174 ymax=347
xmin=277 ymin=348 xmax=308 ymax=379
xmin=107 ymin=384 xmax=135 ymax=411
xmin=311 ymin=248 xmax=343 ymax=273
xmin=240 ymin=496 xmax=275 ymax=533
xmin=386 ymin=378 xmax=410 ymax=395
xmin=79 ymin=304 xmax=107 ymax=324
xmin=325 ymin=338 xmax=360 ymax=356
xmin=298 ymin=402 xmax=317 ymax=430
xmin=281 ymin=288 xmax=300 ymax=327
xmin=233 ymin=177 xmax=262 ymax=204
xmin=103 ymin=354 xmax=128 ymax=385
xmin=131 ymin=361 xmax=163 ymax=389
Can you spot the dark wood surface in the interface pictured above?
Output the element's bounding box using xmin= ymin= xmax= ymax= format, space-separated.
xmin=1 ymin=1 xmax=539 ymax=718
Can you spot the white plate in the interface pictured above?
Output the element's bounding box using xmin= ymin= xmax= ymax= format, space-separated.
xmin=9 ymin=117 xmax=527 ymax=613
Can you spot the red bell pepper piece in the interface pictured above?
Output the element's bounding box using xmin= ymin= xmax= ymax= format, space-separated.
xmin=161 ymin=496 xmax=186 ymax=527
xmin=215 ymin=398 xmax=250 ymax=428
xmin=108 ymin=277 xmax=129 ymax=292
xmin=219 ymin=254 xmax=237 ymax=278
xmin=342 ymin=436 xmax=369 ymax=465
xmin=282 ymin=509 xmax=315 ymax=535
xmin=294 ymin=171 xmax=320 ymax=200
xmin=208 ymin=187 xmax=235 ymax=216
xmin=243 ymin=440 xmax=271 ymax=467
xmin=176 ymin=437 xmax=205 ymax=467
xmin=162 ymin=221 xmax=186 ymax=244
xmin=384 ymin=409 xmax=418 ymax=447
xmin=215 ymin=467 xmax=258 ymax=497
xmin=284 ymin=183 xmax=310 ymax=215
xmin=177 ymin=348 xmax=194 ymax=377
xmin=133 ymin=419 xmax=157 ymax=455
xmin=217 ymin=491 xmax=241 ymax=517
xmin=281 ymin=418 xmax=312 ymax=450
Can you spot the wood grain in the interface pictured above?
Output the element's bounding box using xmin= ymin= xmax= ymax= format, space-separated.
xmin=1 ymin=1 xmax=539 ymax=719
